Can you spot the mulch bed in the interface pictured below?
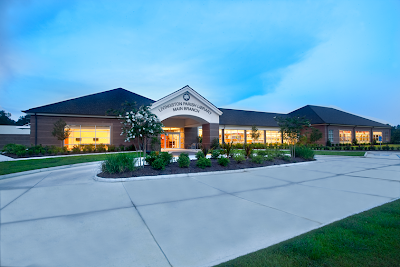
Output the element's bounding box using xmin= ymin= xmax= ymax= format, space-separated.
xmin=97 ymin=157 xmax=312 ymax=178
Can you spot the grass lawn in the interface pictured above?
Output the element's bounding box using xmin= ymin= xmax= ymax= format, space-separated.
xmin=313 ymin=151 xmax=366 ymax=156
xmin=0 ymin=152 xmax=141 ymax=176
xmin=215 ymin=199 xmax=400 ymax=267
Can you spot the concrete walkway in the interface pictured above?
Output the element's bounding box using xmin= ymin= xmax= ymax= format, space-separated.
xmin=1 ymin=155 xmax=399 ymax=267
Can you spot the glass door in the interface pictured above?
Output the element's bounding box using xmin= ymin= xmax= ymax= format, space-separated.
xmin=161 ymin=133 xmax=180 ymax=148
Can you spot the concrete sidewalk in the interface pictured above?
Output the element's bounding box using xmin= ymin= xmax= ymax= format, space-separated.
xmin=1 ymin=155 xmax=399 ymax=267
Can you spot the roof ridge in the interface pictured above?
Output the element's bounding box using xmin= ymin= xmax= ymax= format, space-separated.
xmin=307 ymin=105 xmax=326 ymax=123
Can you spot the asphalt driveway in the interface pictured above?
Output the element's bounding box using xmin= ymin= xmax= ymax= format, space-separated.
xmin=1 ymin=154 xmax=399 ymax=267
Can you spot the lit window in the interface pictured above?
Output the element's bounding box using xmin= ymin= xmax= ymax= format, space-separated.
xmin=246 ymin=129 xmax=264 ymax=143
xmin=373 ymin=132 xmax=382 ymax=142
xmin=356 ymin=131 xmax=370 ymax=143
xmin=64 ymin=125 xmax=110 ymax=149
xmin=224 ymin=130 xmax=245 ymax=144
xmin=266 ymin=131 xmax=281 ymax=144
xmin=339 ymin=130 xmax=352 ymax=143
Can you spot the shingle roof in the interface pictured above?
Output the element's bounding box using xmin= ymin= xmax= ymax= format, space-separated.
xmin=289 ymin=105 xmax=388 ymax=127
xmin=219 ymin=108 xmax=287 ymax=127
xmin=23 ymin=88 xmax=155 ymax=116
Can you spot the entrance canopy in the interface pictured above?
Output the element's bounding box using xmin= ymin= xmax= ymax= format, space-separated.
xmin=150 ymin=85 xmax=222 ymax=127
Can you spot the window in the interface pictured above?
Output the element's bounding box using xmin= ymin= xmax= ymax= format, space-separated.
xmin=246 ymin=130 xmax=264 ymax=143
xmin=224 ymin=130 xmax=245 ymax=144
xmin=65 ymin=125 xmax=110 ymax=149
xmin=265 ymin=131 xmax=281 ymax=143
xmin=339 ymin=130 xmax=352 ymax=143
xmin=328 ymin=130 xmax=334 ymax=143
xmin=356 ymin=131 xmax=370 ymax=143
xmin=384 ymin=131 xmax=389 ymax=142
xmin=373 ymin=132 xmax=382 ymax=142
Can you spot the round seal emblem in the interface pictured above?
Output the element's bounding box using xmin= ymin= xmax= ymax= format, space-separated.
xmin=183 ymin=93 xmax=190 ymax=101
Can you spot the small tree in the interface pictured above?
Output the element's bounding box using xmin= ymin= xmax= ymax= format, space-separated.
xmin=274 ymin=116 xmax=310 ymax=157
xmin=51 ymin=119 xmax=71 ymax=147
xmin=309 ymin=127 xmax=323 ymax=144
xmin=250 ymin=125 xmax=261 ymax=143
xmin=120 ymin=105 xmax=164 ymax=167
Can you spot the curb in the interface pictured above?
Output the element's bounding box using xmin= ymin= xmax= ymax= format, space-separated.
xmin=0 ymin=162 xmax=101 ymax=180
xmin=93 ymin=160 xmax=318 ymax=182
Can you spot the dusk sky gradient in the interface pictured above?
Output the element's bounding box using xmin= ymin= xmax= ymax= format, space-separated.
xmin=1 ymin=0 xmax=399 ymax=125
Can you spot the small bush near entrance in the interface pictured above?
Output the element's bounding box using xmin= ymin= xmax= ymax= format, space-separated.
xmin=295 ymin=146 xmax=315 ymax=160
xmin=160 ymin=152 xmax=173 ymax=165
xmin=196 ymin=151 xmax=205 ymax=159
xmin=217 ymin=157 xmax=230 ymax=167
xmin=101 ymin=153 xmax=136 ymax=174
xmin=151 ymin=158 xmax=166 ymax=170
xmin=177 ymin=153 xmax=190 ymax=168
xmin=211 ymin=149 xmax=221 ymax=159
xmin=196 ymin=157 xmax=211 ymax=169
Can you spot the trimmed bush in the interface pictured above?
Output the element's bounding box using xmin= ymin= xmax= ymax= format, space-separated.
xmin=101 ymin=153 xmax=136 ymax=174
xmin=160 ymin=152 xmax=173 ymax=165
xmin=145 ymin=151 xmax=159 ymax=166
xmin=177 ymin=153 xmax=190 ymax=168
xmin=211 ymin=149 xmax=221 ymax=159
xmin=196 ymin=157 xmax=211 ymax=169
xmin=251 ymin=155 xmax=265 ymax=164
xmin=195 ymin=151 xmax=205 ymax=159
xmin=217 ymin=157 xmax=230 ymax=167
xmin=295 ymin=146 xmax=315 ymax=160
xmin=151 ymin=158 xmax=166 ymax=170
xmin=256 ymin=150 xmax=268 ymax=157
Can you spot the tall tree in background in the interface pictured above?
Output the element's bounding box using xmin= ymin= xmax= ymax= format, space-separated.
xmin=391 ymin=125 xmax=400 ymax=144
xmin=16 ymin=115 xmax=31 ymax=126
xmin=0 ymin=110 xmax=16 ymax=125
xmin=274 ymin=116 xmax=310 ymax=157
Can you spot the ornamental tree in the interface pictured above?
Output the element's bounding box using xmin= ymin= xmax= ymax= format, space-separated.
xmin=250 ymin=125 xmax=261 ymax=143
xmin=274 ymin=116 xmax=310 ymax=157
xmin=51 ymin=119 xmax=71 ymax=147
xmin=120 ymin=105 xmax=164 ymax=166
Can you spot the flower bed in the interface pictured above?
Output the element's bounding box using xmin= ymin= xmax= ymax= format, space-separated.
xmin=97 ymin=157 xmax=311 ymax=178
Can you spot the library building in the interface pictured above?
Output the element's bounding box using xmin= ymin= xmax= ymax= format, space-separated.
xmin=23 ymin=86 xmax=391 ymax=149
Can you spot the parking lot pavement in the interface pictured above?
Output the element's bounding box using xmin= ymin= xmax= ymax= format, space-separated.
xmin=1 ymin=155 xmax=399 ymax=267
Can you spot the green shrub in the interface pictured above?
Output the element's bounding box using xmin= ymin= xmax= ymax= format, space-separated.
xmin=145 ymin=151 xmax=159 ymax=166
xmin=160 ymin=152 xmax=173 ymax=165
xmin=16 ymin=150 xmax=27 ymax=157
xmin=2 ymin=143 xmax=27 ymax=155
xmin=201 ymin=147 xmax=209 ymax=157
xmin=211 ymin=149 xmax=221 ymax=159
xmin=107 ymin=145 xmax=116 ymax=152
xmin=151 ymin=158 xmax=166 ymax=170
xmin=221 ymin=141 xmax=234 ymax=157
xmin=233 ymin=153 xmax=245 ymax=163
xmin=217 ymin=157 xmax=230 ymax=166
xmin=177 ymin=153 xmax=190 ymax=168
xmin=196 ymin=151 xmax=205 ymax=160
xmin=180 ymin=152 xmax=189 ymax=158
xmin=251 ymin=155 xmax=265 ymax=164
xmin=282 ymin=155 xmax=291 ymax=161
xmin=96 ymin=144 xmax=107 ymax=152
xmin=72 ymin=145 xmax=81 ymax=153
xmin=101 ymin=153 xmax=136 ymax=174
xmin=256 ymin=150 xmax=268 ymax=157
xmin=295 ymin=146 xmax=315 ymax=160
xmin=196 ymin=157 xmax=211 ymax=169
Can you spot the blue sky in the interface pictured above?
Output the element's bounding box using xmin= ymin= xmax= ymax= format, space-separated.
xmin=1 ymin=0 xmax=399 ymax=125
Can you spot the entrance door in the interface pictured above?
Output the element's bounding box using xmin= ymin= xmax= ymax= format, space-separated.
xmin=161 ymin=133 xmax=180 ymax=148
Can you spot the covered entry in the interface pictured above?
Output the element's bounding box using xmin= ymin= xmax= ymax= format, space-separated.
xmin=150 ymin=86 xmax=222 ymax=149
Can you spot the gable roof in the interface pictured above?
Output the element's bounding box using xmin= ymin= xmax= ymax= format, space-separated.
xmin=151 ymin=85 xmax=223 ymax=116
xmin=219 ymin=108 xmax=286 ymax=127
xmin=289 ymin=105 xmax=388 ymax=127
xmin=23 ymin=88 xmax=155 ymax=116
